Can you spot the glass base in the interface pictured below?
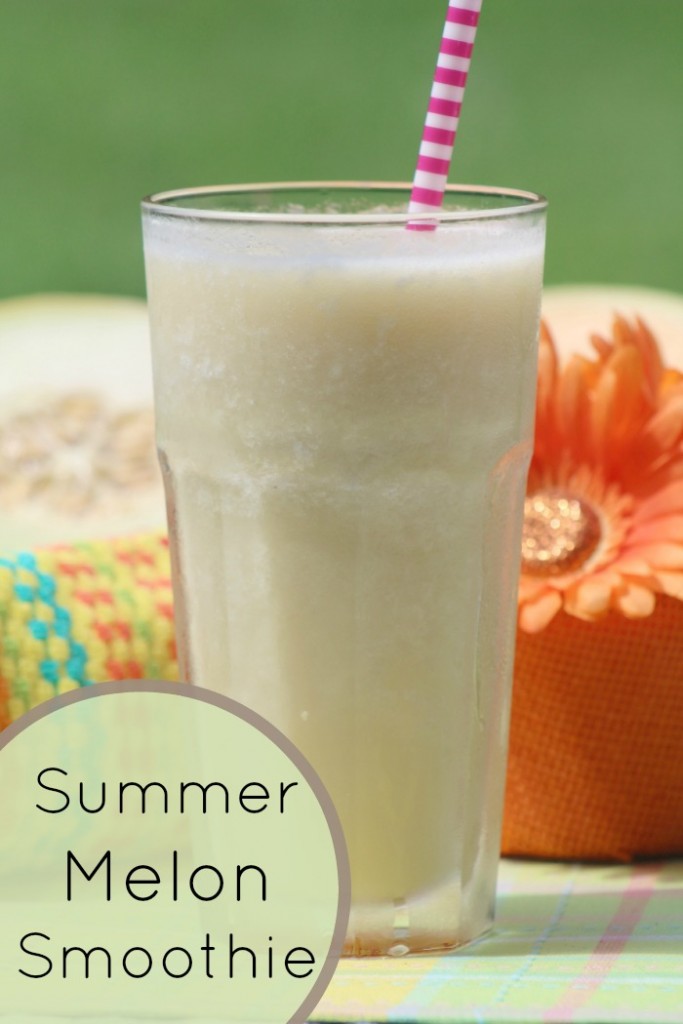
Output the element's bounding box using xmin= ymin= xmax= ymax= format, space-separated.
xmin=342 ymin=876 xmax=494 ymax=957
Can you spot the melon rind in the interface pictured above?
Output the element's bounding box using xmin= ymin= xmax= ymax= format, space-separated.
xmin=542 ymin=284 xmax=683 ymax=368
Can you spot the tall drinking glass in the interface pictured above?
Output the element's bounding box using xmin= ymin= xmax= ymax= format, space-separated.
xmin=142 ymin=183 xmax=547 ymax=956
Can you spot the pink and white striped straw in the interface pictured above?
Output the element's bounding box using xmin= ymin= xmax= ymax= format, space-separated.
xmin=408 ymin=0 xmax=483 ymax=228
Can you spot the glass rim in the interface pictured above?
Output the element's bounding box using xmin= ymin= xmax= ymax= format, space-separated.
xmin=141 ymin=181 xmax=547 ymax=225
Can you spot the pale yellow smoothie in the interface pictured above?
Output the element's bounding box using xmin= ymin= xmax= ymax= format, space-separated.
xmin=143 ymin=185 xmax=546 ymax=954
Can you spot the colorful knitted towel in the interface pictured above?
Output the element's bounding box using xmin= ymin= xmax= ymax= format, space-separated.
xmin=0 ymin=533 xmax=177 ymax=728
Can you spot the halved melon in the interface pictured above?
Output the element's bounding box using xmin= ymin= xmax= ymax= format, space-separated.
xmin=542 ymin=284 xmax=683 ymax=366
xmin=0 ymin=294 xmax=165 ymax=553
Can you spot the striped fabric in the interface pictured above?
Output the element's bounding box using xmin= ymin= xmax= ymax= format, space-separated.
xmin=314 ymin=858 xmax=683 ymax=1023
xmin=0 ymin=533 xmax=177 ymax=727
xmin=409 ymin=0 xmax=482 ymax=225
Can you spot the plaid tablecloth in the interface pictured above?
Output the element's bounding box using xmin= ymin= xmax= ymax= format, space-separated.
xmin=314 ymin=858 xmax=683 ymax=1024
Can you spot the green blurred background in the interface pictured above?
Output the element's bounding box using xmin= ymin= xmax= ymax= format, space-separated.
xmin=1 ymin=0 xmax=682 ymax=299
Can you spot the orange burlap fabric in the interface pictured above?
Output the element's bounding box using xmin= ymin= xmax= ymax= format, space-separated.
xmin=502 ymin=596 xmax=683 ymax=861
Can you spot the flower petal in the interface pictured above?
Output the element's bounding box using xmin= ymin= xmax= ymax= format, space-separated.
xmin=518 ymin=590 xmax=562 ymax=633
xmin=606 ymin=315 xmax=663 ymax=404
xmin=626 ymin=514 xmax=683 ymax=545
xmin=534 ymin=324 xmax=560 ymax=461
xmin=537 ymin=322 xmax=558 ymax=412
xmin=633 ymin=317 xmax=665 ymax=400
xmin=615 ymin=582 xmax=656 ymax=618
xmin=655 ymin=570 xmax=683 ymax=600
xmin=556 ymin=355 xmax=595 ymax=459
xmin=636 ymin=457 xmax=683 ymax=500
xmin=632 ymin=479 xmax=683 ymax=524
xmin=659 ymin=368 xmax=683 ymax=399
xmin=593 ymin=344 xmax=650 ymax=470
xmin=640 ymin=393 xmax=683 ymax=452
xmin=518 ymin=574 xmax=550 ymax=602
xmin=590 ymin=332 xmax=613 ymax=361
xmin=609 ymin=553 xmax=654 ymax=576
xmin=620 ymin=542 xmax=683 ymax=569
xmin=563 ymin=575 xmax=613 ymax=620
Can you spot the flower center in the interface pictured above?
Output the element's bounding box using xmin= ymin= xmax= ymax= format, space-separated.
xmin=521 ymin=490 xmax=601 ymax=576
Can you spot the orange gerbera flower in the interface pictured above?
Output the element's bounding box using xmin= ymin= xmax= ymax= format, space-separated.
xmin=519 ymin=316 xmax=683 ymax=632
